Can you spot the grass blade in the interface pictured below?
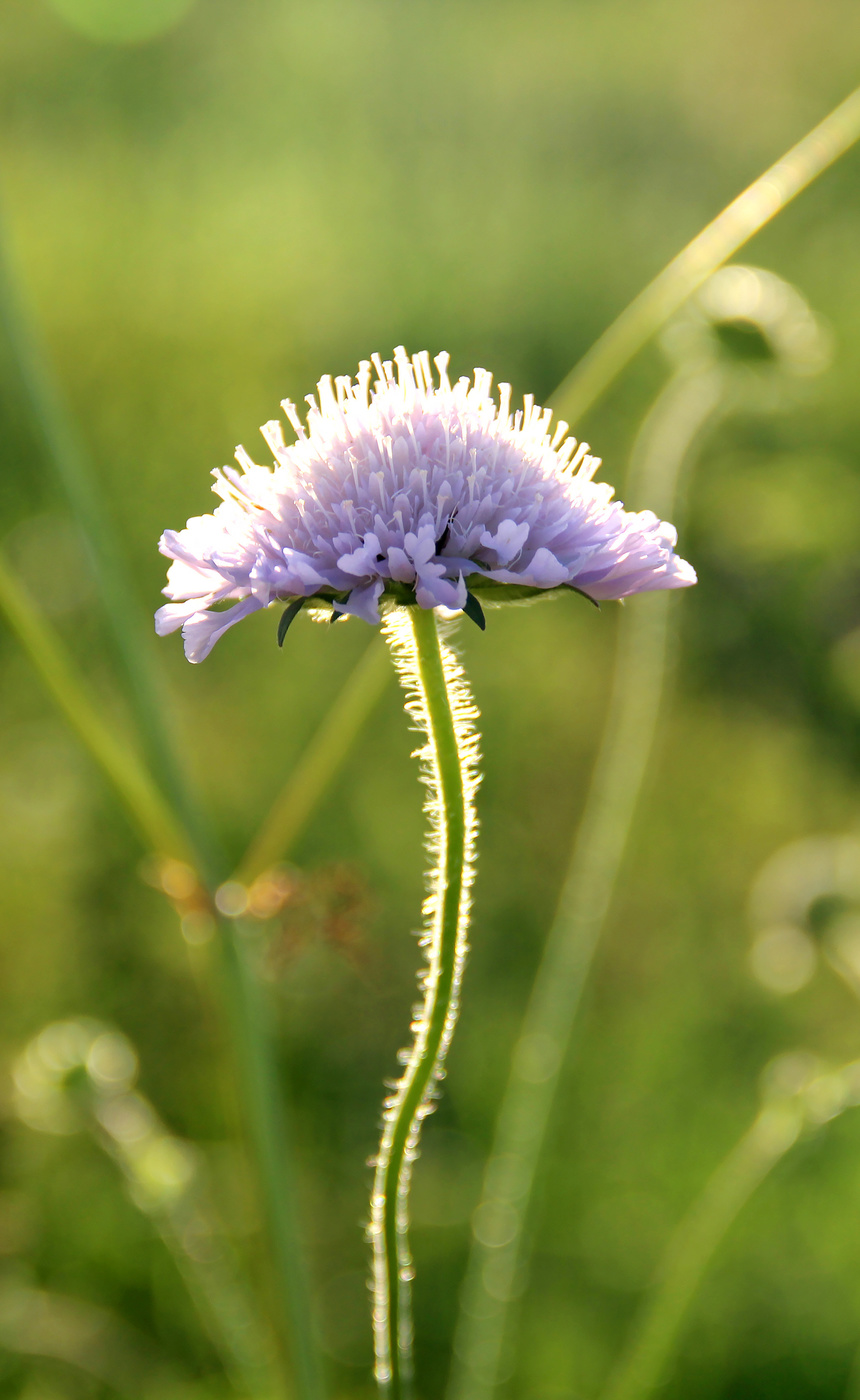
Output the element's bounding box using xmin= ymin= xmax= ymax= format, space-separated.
xmin=0 ymin=547 xmax=191 ymax=860
xmin=599 ymin=1102 xmax=803 ymax=1400
xmin=0 ymin=198 xmax=214 ymax=865
xmin=551 ymin=84 xmax=860 ymax=425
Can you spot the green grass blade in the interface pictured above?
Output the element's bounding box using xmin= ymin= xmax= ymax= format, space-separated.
xmin=599 ymin=1103 xmax=803 ymax=1400
xmin=216 ymin=919 xmax=328 ymax=1400
xmin=0 ymin=200 xmax=215 ymax=867
xmin=550 ymin=84 xmax=860 ymax=425
xmin=0 ymin=545 xmax=328 ymax=1399
xmin=0 ymin=547 xmax=190 ymax=860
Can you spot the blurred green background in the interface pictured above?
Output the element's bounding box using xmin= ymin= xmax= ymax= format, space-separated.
xmin=3 ymin=1 xmax=860 ymax=1397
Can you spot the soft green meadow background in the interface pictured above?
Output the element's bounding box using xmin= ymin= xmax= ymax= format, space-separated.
xmin=3 ymin=2 xmax=860 ymax=1397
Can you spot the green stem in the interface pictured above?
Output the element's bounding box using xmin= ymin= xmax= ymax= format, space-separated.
xmin=0 ymin=197 xmax=214 ymax=868
xmin=0 ymin=547 xmax=190 ymax=861
xmin=0 ymin=547 xmax=325 ymax=1398
xmin=599 ymin=1103 xmax=802 ymax=1400
xmin=550 ymin=83 xmax=860 ymax=425
xmin=218 ymin=921 xmax=326 ymax=1400
xmin=372 ymin=608 xmax=479 ymax=1398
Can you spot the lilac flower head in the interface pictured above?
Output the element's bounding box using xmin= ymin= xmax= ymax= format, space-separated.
xmin=156 ymin=348 xmax=696 ymax=662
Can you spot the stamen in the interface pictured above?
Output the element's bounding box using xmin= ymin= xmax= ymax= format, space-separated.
xmin=550 ymin=420 xmax=569 ymax=450
xmin=234 ymin=445 xmax=258 ymax=473
xmin=280 ymin=399 xmax=306 ymax=439
xmin=434 ymin=351 xmax=451 ymax=391
xmin=260 ymin=419 xmax=287 ymax=457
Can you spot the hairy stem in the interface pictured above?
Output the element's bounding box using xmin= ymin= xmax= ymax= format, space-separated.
xmin=372 ymin=608 xmax=480 ymax=1398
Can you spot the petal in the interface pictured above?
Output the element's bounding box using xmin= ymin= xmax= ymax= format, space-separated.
xmin=337 ymin=548 xmax=376 ymax=578
xmin=415 ymin=571 xmax=467 ymax=610
xmin=333 ymin=579 xmax=384 ymax=625
xmin=523 ymin=548 xmax=569 ymax=587
xmin=155 ymin=600 xmax=217 ymax=636
xmin=587 ymin=555 xmax=697 ymax=600
xmin=480 ymin=518 xmax=530 ymax=566
xmin=387 ymin=547 xmax=415 ymax=583
xmin=284 ymin=551 xmax=328 ymax=588
xmin=180 ymin=597 xmax=266 ymax=663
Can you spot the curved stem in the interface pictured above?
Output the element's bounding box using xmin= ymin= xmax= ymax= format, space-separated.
xmin=372 ymin=608 xmax=480 ymax=1398
xmin=448 ymin=367 xmax=724 ymax=1400
xmin=599 ymin=1102 xmax=802 ymax=1400
xmin=550 ymin=83 xmax=860 ymax=426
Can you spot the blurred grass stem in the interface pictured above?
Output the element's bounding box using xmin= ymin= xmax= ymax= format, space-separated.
xmin=217 ymin=919 xmax=325 ymax=1400
xmin=550 ymin=83 xmax=860 ymax=425
xmin=0 ymin=204 xmax=215 ymax=867
xmin=372 ymin=608 xmax=478 ymax=1398
xmin=0 ymin=547 xmax=191 ymax=860
xmin=236 ymin=637 xmax=389 ymax=884
xmin=599 ymin=1103 xmax=802 ymax=1400
xmin=0 ymin=203 xmax=390 ymax=1395
xmin=449 ymin=366 xmax=724 ymax=1400
xmin=0 ymin=542 xmax=325 ymax=1397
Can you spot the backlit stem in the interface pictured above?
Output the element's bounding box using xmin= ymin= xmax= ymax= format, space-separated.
xmin=550 ymin=83 xmax=860 ymax=425
xmin=371 ymin=607 xmax=480 ymax=1398
xmin=599 ymin=1101 xmax=804 ymax=1400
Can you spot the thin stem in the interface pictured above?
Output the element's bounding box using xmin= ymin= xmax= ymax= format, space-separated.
xmin=599 ymin=1103 xmax=802 ymax=1400
xmin=0 ymin=546 xmax=191 ymax=861
xmin=236 ymin=637 xmax=389 ymax=885
xmin=0 ymin=548 xmax=325 ymax=1398
xmin=217 ymin=920 xmax=326 ymax=1400
xmin=372 ymin=608 xmax=480 ymax=1398
xmin=0 ymin=196 xmax=214 ymax=868
xmin=550 ymin=83 xmax=860 ymax=425
xmin=0 ymin=535 xmax=408 ymax=1399
xmin=0 ymin=218 xmax=318 ymax=1385
xmin=448 ymin=367 xmax=724 ymax=1400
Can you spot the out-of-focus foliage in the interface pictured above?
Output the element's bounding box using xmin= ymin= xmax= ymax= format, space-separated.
xmin=2 ymin=2 xmax=860 ymax=1398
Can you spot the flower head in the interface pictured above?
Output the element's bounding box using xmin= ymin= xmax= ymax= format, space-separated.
xmin=156 ymin=348 xmax=695 ymax=662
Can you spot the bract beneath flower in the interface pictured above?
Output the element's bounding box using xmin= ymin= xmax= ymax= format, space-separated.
xmin=156 ymin=348 xmax=696 ymax=662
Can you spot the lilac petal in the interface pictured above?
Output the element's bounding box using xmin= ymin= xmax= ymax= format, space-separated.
xmin=334 ymin=580 xmax=385 ymax=625
xmin=480 ymin=519 xmax=529 ymax=566
xmin=415 ymin=571 xmax=467 ymax=611
xmin=587 ymin=557 xmax=698 ymax=600
xmin=387 ymin=547 xmax=416 ymax=582
xmin=181 ymin=597 xmax=266 ymax=663
xmin=155 ymin=599 xmax=218 ymax=635
xmin=524 ymin=548 xmax=569 ymax=588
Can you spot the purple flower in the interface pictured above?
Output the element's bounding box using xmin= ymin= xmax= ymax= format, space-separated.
xmin=156 ymin=349 xmax=696 ymax=662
